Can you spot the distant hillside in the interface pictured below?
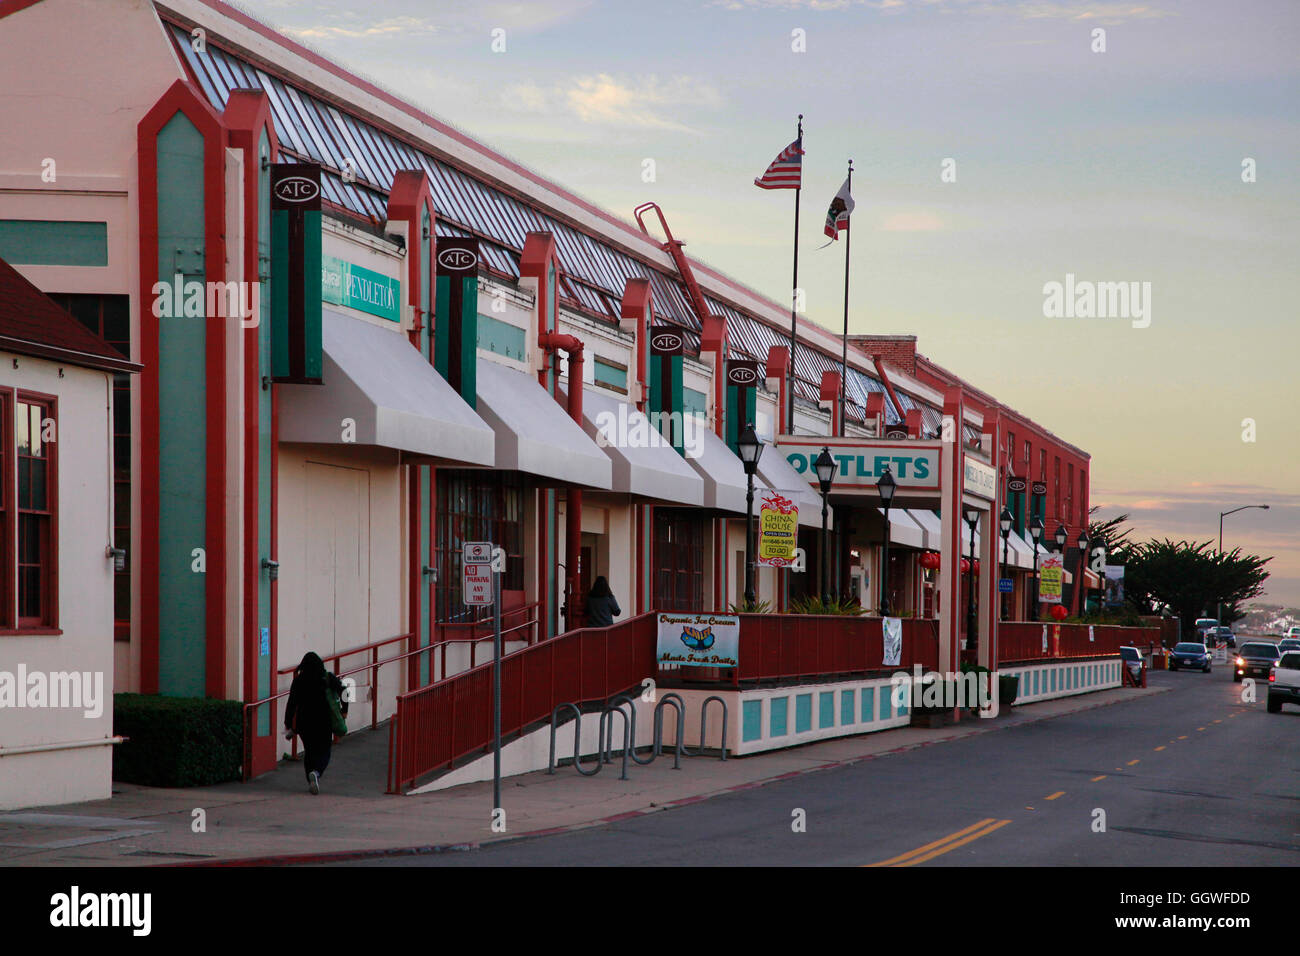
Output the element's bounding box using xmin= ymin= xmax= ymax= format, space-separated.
xmin=1239 ymin=603 xmax=1299 ymax=635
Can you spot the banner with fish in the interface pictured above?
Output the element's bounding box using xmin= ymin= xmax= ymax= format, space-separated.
xmin=656 ymin=613 xmax=740 ymax=669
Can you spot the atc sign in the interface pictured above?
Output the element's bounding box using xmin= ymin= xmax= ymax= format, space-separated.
xmin=726 ymin=360 xmax=760 ymax=388
xmin=437 ymin=245 xmax=478 ymax=273
xmin=650 ymin=326 xmax=684 ymax=356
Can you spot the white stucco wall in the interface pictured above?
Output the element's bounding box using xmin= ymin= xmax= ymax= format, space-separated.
xmin=0 ymin=352 xmax=117 ymax=810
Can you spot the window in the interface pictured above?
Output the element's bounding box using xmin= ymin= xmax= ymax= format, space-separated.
xmin=2 ymin=393 xmax=58 ymax=629
xmin=1006 ymin=430 xmax=1015 ymax=469
xmin=654 ymin=509 xmax=705 ymax=612
xmin=1053 ymin=456 xmax=1061 ymax=521
xmin=434 ymin=470 xmax=524 ymax=628
xmin=1039 ymin=448 xmax=1046 ymax=481
xmin=47 ymin=293 xmax=130 ymax=638
xmin=1067 ymin=462 xmax=1074 ymax=524
xmin=594 ymin=357 xmax=628 ymax=394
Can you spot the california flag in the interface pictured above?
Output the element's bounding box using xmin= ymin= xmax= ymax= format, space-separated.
xmin=823 ymin=176 xmax=854 ymax=240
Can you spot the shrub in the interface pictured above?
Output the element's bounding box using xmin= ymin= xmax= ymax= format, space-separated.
xmin=729 ymin=599 xmax=772 ymax=614
xmin=113 ymin=693 xmax=243 ymax=787
xmin=789 ymin=595 xmax=868 ymax=616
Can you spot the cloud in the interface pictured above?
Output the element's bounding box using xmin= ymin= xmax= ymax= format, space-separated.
xmin=287 ymin=16 xmax=439 ymax=39
xmin=710 ymin=0 xmax=1171 ymax=22
xmin=501 ymin=75 xmax=724 ymax=133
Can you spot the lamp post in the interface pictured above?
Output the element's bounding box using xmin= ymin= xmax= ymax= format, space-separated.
xmin=1075 ymin=529 xmax=1089 ymax=618
xmin=1029 ymin=516 xmax=1043 ymax=621
xmin=737 ymin=424 xmax=764 ymax=607
xmin=999 ymin=507 xmax=1012 ymax=621
xmin=964 ymin=508 xmax=979 ymax=652
xmin=877 ymin=466 xmax=897 ymax=615
xmin=1217 ymin=504 xmax=1269 ymax=624
xmin=814 ymin=447 xmax=837 ymax=605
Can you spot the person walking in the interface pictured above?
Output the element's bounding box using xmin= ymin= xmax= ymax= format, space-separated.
xmin=283 ymin=651 xmax=348 ymax=794
xmin=586 ymin=575 xmax=621 ymax=628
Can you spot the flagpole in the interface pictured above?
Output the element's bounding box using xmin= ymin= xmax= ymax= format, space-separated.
xmin=788 ymin=113 xmax=803 ymax=432
xmin=840 ymin=158 xmax=852 ymax=437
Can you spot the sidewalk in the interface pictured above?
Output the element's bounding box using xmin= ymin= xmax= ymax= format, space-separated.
xmin=0 ymin=684 xmax=1168 ymax=866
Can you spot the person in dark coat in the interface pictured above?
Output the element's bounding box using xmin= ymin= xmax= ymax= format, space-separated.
xmin=283 ymin=652 xmax=348 ymax=794
xmin=586 ymin=576 xmax=621 ymax=628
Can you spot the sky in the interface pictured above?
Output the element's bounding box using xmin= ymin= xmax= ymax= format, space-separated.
xmin=233 ymin=0 xmax=1300 ymax=605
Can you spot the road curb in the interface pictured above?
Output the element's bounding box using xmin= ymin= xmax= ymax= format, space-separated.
xmin=170 ymin=685 xmax=1170 ymax=867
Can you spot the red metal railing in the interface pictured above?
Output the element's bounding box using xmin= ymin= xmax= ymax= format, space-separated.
xmin=733 ymin=615 xmax=940 ymax=682
xmin=997 ymin=622 xmax=1157 ymax=664
xmin=386 ymin=612 xmax=658 ymax=793
xmin=435 ymin=600 xmax=541 ymax=648
xmin=243 ymin=631 xmax=416 ymax=781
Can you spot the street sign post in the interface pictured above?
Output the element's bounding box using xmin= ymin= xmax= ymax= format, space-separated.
xmin=463 ymin=541 xmax=493 ymax=607
xmin=463 ymin=541 xmax=502 ymax=813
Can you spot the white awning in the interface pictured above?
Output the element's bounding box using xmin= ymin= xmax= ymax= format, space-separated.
xmin=475 ymin=359 xmax=612 ymax=489
xmin=881 ymin=508 xmax=924 ymax=549
xmin=907 ymin=509 xmax=942 ymax=550
xmin=686 ymin=424 xmax=769 ymax=514
xmin=279 ymin=309 xmax=495 ymax=465
xmin=756 ymin=444 xmax=827 ymax=529
xmin=568 ymin=386 xmax=704 ymax=506
xmin=1006 ymin=530 xmax=1036 ymax=570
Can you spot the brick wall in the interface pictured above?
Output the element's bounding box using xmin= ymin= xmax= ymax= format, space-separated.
xmin=847 ymin=334 xmax=916 ymax=374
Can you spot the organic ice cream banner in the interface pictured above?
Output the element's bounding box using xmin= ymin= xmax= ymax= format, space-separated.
xmin=657 ymin=613 xmax=740 ymax=669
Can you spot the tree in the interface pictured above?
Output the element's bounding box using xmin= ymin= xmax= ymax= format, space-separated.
xmin=1117 ymin=539 xmax=1270 ymax=634
xmin=1087 ymin=507 xmax=1133 ymax=556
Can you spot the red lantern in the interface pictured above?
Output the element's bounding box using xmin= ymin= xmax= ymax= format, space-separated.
xmin=919 ymin=552 xmax=940 ymax=571
xmin=960 ymin=557 xmax=970 ymax=574
xmin=1050 ymin=605 xmax=1068 ymax=621
xmin=973 ymin=559 xmax=980 ymax=576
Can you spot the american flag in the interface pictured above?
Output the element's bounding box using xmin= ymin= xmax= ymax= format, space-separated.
xmin=754 ymin=139 xmax=804 ymax=190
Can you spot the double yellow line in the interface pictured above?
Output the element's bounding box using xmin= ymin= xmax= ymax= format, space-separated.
xmin=865 ymin=818 xmax=1011 ymax=867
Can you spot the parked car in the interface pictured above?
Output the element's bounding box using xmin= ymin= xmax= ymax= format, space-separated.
xmin=1195 ymin=618 xmax=1218 ymax=643
xmin=1119 ymin=645 xmax=1145 ymax=684
xmin=1286 ymin=626 xmax=1300 ymax=641
xmin=1234 ymin=642 xmax=1281 ymax=682
xmin=1267 ymin=651 xmax=1300 ymax=713
xmin=1169 ymin=642 xmax=1212 ymax=673
xmin=1214 ymin=627 xmax=1235 ymax=648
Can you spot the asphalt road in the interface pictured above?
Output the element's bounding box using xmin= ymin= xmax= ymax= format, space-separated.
xmin=349 ymin=660 xmax=1300 ymax=866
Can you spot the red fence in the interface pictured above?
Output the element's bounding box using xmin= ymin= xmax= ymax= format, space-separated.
xmin=386 ymin=612 xmax=657 ymax=793
xmin=733 ymin=615 xmax=940 ymax=682
xmin=998 ymin=622 xmax=1157 ymax=663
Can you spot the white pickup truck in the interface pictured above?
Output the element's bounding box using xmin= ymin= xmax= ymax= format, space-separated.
xmin=1267 ymin=650 xmax=1300 ymax=713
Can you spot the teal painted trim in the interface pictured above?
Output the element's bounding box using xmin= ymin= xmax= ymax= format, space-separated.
xmin=795 ymin=693 xmax=812 ymax=733
xmin=683 ymin=387 xmax=707 ymax=420
xmin=0 ymin=219 xmax=107 ymax=266
xmin=770 ymin=696 xmax=788 ymax=737
xmin=593 ymin=358 xmax=627 ymax=391
xmin=477 ymin=312 xmax=526 ymax=362
xmin=742 ymin=700 xmax=762 ymax=742
xmin=433 ymin=274 xmax=451 ymax=380
xmin=1050 ymin=670 xmax=1057 ymax=692
xmin=303 ymin=210 xmax=322 ymax=380
xmin=862 ymin=686 xmax=875 ymax=721
xmin=896 ymin=690 xmax=909 ymax=717
xmin=459 ymin=276 xmax=477 ymax=408
xmin=155 ymin=112 xmax=207 ymax=698
xmin=255 ymin=129 xmax=273 ymax=733
xmin=878 ymin=689 xmax=893 ymax=721
xmin=818 ymin=691 xmax=834 ymax=729
xmin=840 ymin=689 xmax=855 ymax=725
xmin=420 ymin=208 xmax=431 ymax=359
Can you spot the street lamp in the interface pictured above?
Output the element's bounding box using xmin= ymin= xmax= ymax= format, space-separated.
xmin=814 ymin=447 xmax=837 ymax=605
xmin=1217 ymin=504 xmax=1269 ymax=624
xmin=1029 ymin=516 xmax=1043 ymax=621
xmin=737 ymin=424 xmax=764 ymax=607
xmin=1053 ymin=523 xmax=1067 ymax=552
xmin=964 ymin=507 xmax=980 ymax=652
xmin=1075 ymin=529 xmax=1089 ymax=617
xmin=877 ymin=466 xmax=897 ymax=615
xmin=999 ymin=507 xmax=1013 ymax=621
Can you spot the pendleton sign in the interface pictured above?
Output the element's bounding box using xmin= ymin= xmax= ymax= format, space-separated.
xmin=271 ymin=163 xmax=323 ymax=384
xmin=322 ymin=256 xmax=400 ymax=322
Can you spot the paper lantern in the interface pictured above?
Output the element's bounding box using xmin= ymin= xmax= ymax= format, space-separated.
xmin=919 ymin=552 xmax=940 ymax=571
xmin=1050 ymin=605 xmax=1068 ymax=621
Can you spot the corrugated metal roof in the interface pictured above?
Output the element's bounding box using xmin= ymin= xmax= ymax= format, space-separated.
xmin=169 ymin=22 xmax=940 ymax=429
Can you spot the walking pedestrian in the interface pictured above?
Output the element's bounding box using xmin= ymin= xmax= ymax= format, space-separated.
xmin=284 ymin=651 xmax=348 ymax=794
xmin=586 ymin=575 xmax=621 ymax=628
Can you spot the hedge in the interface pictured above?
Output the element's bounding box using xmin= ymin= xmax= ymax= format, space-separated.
xmin=112 ymin=693 xmax=243 ymax=787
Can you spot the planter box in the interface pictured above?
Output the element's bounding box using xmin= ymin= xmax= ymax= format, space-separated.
xmin=910 ymin=709 xmax=955 ymax=729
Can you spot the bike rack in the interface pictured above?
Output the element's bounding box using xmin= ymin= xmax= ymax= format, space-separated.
xmin=604 ymin=694 xmax=657 ymax=766
xmin=699 ymin=695 xmax=728 ymax=761
xmin=653 ymin=692 xmax=687 ymax=769
xmin=598 ymin=704 xmax=631 ymax=780
xmin=547 ymin=702 xmax=601 ymax=777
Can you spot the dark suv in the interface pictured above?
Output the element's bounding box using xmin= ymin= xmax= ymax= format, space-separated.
xmin=1234 ymin=642 xmax=1280 ymax=682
